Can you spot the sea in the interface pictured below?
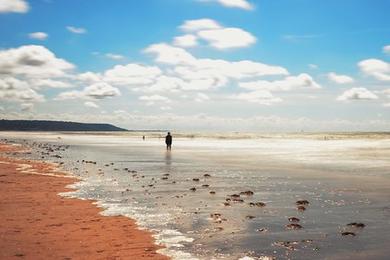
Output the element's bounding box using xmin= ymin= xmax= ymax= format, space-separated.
xmin=1 ymin=131 xmax=390 ymax=260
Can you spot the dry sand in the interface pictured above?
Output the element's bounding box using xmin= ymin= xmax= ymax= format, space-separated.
xmin=0 ymin=143 xmax=168 ymax=259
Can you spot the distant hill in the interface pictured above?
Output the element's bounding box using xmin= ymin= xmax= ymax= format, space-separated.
xmin=0 ymin=120 xmax=127 ymax=131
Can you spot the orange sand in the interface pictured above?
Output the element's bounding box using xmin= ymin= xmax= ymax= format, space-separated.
xmin=0 ymin=143 xmax=168 ymax=259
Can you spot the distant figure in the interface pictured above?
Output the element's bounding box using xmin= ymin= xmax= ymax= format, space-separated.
xmin=142 ymin=135 xmax=145 ymax=141
xmin=165 ymin=132 xmax=172 ymax=150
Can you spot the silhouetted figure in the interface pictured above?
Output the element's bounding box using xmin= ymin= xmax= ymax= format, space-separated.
xmin=142 ymin=135 xmax=145 ymax=141
xmin=165 ymin=132 xmax=172 ymax=150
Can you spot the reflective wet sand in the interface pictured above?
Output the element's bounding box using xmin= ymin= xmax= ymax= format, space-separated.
xmin=1 ymin=131 xmax=389 ymax=259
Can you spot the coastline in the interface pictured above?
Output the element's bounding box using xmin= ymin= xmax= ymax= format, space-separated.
xmin=0 ymin=143 xmax=168 ymax=259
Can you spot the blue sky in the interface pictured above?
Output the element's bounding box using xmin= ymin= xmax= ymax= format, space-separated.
xmin=1 ymin=0 xmax=390 ymax=131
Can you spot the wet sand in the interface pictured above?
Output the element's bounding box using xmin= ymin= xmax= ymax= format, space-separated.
xmin=1 ymin=133 xmax=390 ymax=259
xmin=0 ymin=143 xmax=168 ymax=260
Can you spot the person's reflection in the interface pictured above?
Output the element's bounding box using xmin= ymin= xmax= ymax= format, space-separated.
xmin=165 ymin=150 xmax=172 ymax=166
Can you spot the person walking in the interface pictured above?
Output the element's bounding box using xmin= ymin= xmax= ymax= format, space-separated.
xmin=165 ymin=132 xmax=172 ymax=150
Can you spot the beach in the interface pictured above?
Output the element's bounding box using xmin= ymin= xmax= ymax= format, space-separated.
xmin=2 ymin=0 xmax=390 ymax=258
xmin=0 ymin=143 xmax=168 ymax=260
xmin=1 ymin=132 xmax=390 ymax=259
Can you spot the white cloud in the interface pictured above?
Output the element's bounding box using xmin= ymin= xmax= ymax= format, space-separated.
xmin=66 ymin=26 xmax=87 ymax=34
xmin=56 ymin=82 xmax=120 ymax=100
xmin=173 ymin=34 xmax=198 ymax=48
xmin=383 ymin=103 xmax=390 ymax=107
xmin=146 ymin=43 xmax=287 ymax=76
xmin=144 ymin=43 xmax=197 ymax=65
xmin=143 ymin=43 xmax=288 ymax=92
xmin=195 ymin=93 xmax=210 ymax=102
xmin=138 ymin=59 xmax=288 ymax=93
xmin=216 ymin=0 xmax=253 ymax=10
xmin=140 ymin=75 xmax=184 ymax=92
xmin=77 ymin=71 xmax=102 ymax=84
xmin=239 ymin=73 xmax=321 ymax=91
xmin=0 ymin=45 xmax=75 ymax=78
xmin=171 ymin=66 xmax=228 ymax=87
xmin=198 ymin=0 xmax=253 ymax=10
xmin=381 ymin=89 xmax=390 ymax=98
xmin=139 ymin=95 xmax=170 ymax=102
xmin=233 ymin=74 xmax=320 ymax=105
xmin=20 ymin=102 xmax=34 ymax=112
xmin=358 ymin=59 xmax=390 ymax=81
xmin=114 ymin=110 xmax=126 ymax=114
xmin=145 ymin=76 xmax=225 ymax=92
xmin=105 ymin=53 xmax=125 ymax=60
xmin=179 ymin=19 xmax=256 ymax=50
xmin=197 ymin=27 xmax=256 ymax=49
xmin=55 ymin=90 xmax=83 ymax=100
xmin=77 ymin=49 xmax=284 ymax=94
xmin=83 ymin=82 xmax=121 ymax=99
xmin=232 ymin=90 xmax=282 ymax=105
xmin=103 ymin=63 xmax=162 ymax=86
xmin=28 ymin=32 xmax=48 ymax=40
xmin=337 ymin=87 xmax=378 ymax=101
xmin=383 ymin=45 xmax=390 ymax=55
xmin=308 ymin=64 xmax=318 ymax=69
xmin=29 ymin=78 xmax=71 ymax=89
xmin=160 ymin=106 xmax=172 ymax=111
xmin=0 ymin=77 xmax=44 ymax=103
xmin=180 ymin=18 xmax=221 ymax=32
xmin=84 ymin=101 xmax=99 ymax=108
xmin=226 ymin=60 xmax=289 ymax=78
xmin=142 ymin=75 xmax=225 ymax=92
xmin=182 ymin=78 xmax=223 ymax=90
xmin=0 ymin=0 xmax=29 ymax=13
xmin=327 ymin=72 xmax=354 ymax=84
xmin=139 ymin=94 xmax=171 ymax=106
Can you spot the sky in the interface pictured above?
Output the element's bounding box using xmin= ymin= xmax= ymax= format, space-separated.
xmin=0 ymin=0 xmax=390 ymax=132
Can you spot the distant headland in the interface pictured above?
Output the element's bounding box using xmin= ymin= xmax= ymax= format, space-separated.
xmin=0 ymin=119 xmax=127 ymax=132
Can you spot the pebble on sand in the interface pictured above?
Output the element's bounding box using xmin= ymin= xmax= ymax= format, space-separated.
xmin=296 ymin=200 xmax=309 ymax=206
xmin=288 ymin=217 xmax=300 ymax=222
xmin=285 ymin=223 xmax=303 ymax=230
xmin=347 ymin=222 xmax=365 ymax=228
xmin=240 ymin=190 xmax=254 ymax=196
xmin=256 ymin=228 xmax=268 ymax=233
xmin=341 ymin=231 xmax=356 ymax=236
xmin=249 ymin=202 xmax=266 ymax=207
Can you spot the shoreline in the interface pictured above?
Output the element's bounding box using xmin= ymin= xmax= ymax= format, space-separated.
xmin=0 ymin=143 xmax=168 ymax=259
